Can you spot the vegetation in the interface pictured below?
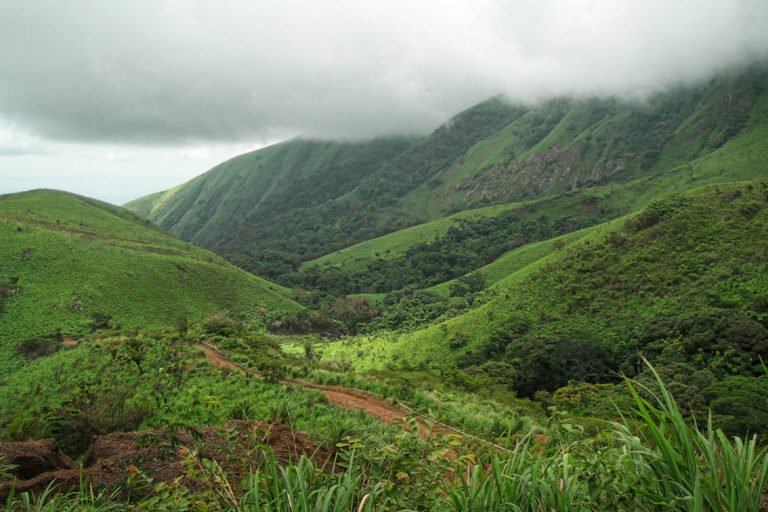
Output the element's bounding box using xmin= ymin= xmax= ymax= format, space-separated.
xmin=319 ymin=180 xmax=768 ymax=435
xmin=0 ymin=190 xmax=300 ymax=375
xmin=128 ymin=65 xmax=768 ymax=296
xmin=4 ymin=66 xmax=768 ymax=509
xmin=4 ymin=361 xmax=768 ymax=510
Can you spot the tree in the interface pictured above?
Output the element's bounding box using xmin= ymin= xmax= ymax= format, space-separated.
xmin=449 ymin=273 xmax=486 ymax=298
xmin=507 ymin=338 xmax=615 ymax=397
xmin=303 ymin=340 xmax=317 ymax=364
xmin=90 ymin=311 xmax=112 ymax=332
xmin=707 ymin=376 xmax=768 ymax=436
xmin=174 ymin=315 xmax=189 ymax=335
xmin=121 ymin=336 xmax=146 ymax=374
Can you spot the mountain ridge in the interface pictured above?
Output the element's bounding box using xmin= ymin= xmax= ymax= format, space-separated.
xmin=126 ymin=65 xmax=768 ymax=293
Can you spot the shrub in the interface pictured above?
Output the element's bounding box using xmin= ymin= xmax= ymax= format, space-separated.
xmin=202 ymin=312 xmax=242 ymax=337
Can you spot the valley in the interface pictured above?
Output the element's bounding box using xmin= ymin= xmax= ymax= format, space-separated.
xmin=2 ymin=64 xmax=768 ymax=510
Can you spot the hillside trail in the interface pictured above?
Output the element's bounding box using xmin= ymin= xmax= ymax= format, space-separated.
xmin=193 ymin=343 xmax=440 ymax=436
xmin=61 ymin=335 xmax=78 ymax=347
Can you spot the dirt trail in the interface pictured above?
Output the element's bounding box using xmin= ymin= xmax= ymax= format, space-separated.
xmin=194 ymin=343 xmax=437 ymax=435
xmin=61 ymin=335 xmax=78 ymax=347
xmin=195 ymin=343 xmax=245 ymax=372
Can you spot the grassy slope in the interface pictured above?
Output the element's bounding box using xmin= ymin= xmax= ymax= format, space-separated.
xmin=302 ymin=203 xmax=520 ymax=271
xmin=425 ymin=224 xmax=606 ymax=296
xmin=123 ymin=189 xmax=166 ymax=218
xmin=402 ymin=66 xmax=767 ymax=217
xmin=319 ymin=176 xmax=768 ymax=372
xmin=313 ymin=91 xmax=768 ymax=367
xmin=301 ymin=85 xmax=768 ymax=282
xmin=128 ymin=137 xmax=415 ymax=248
xmin=0 ymin=190 xmax=300 ymax=375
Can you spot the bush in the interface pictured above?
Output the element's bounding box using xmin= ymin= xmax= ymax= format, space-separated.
xmin=202 ymin=313 xmax=242 ymax=337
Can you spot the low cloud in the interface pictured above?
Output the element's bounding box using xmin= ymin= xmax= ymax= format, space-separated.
xmin=0 ymin=0 xmax=766 ymax=144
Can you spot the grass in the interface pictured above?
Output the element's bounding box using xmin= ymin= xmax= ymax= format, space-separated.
xmin=127 ymin=138 xmax=415 ymax=248
xmin=301 ymin=202 xmax=520 ymax=271
xmin=612 ymin=360 xmax=768 ymax=511
xmin=0 ymin=190 xmax=300 ymax=376
xmin=316 ymin=177 xmax=768 ymax=373
xmin=0 ymin=327 xmax=403 ymax=454
xmin=5 ymin=360 xmax=767 ymax=510
xmin=426 ymin=224 xmax=605 ymax=295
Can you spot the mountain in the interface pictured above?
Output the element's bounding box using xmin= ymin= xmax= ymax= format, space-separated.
xmin=6 ymin=74 xmax=768 ymax=512
xmin=127 ymin=66 xmax=768 ymax=293
xmin=321 ymin=179 xmax=768 ymax=404
xmin=0 ymin=189 xmax=301 ymax=375
xmin=125 ymin=137 xmax=416 ymax=251
xmin=299 ymin=91 xmax=768 ymax=296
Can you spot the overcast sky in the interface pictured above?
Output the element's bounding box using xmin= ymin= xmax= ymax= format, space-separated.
xmin=1 ymin=0 xmax=767 ymax=204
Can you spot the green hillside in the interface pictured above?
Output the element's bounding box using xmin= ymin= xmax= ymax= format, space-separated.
xmin=0 ymin=190 xmax=301 ymax=375
xmin=320 ymin=180 xmax=768 ymax=402
xmin=425 ymin=224 xmax=605 ymax=296
xmin=127 ymin=66 xmax=768 ymax=295
xmin=303 ymin=202 xmax=522 ymax=271
xmin=403 ymin=68 xmax=767 ymax=216
xmin=291 ymin=82 xmax=768 ymax=297
xmin=126 ymin=137 xmax=416 ymax=249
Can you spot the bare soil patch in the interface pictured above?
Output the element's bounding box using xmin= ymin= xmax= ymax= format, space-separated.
xmin=61 ymin=335 xmax=78 ymax=347
xmin=0 ymin=420 xmax=325 ymax=500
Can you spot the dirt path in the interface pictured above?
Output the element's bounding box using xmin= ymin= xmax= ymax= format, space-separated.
xmin=299 ymin=381 xmax=423 ymax=429
xmin=195 ymin=343 xmax=246 ymax=372
xmin=61 ymin=335 xmax=78 ymax=347
xmin=194 ymin=343 xmax=436 ymax=435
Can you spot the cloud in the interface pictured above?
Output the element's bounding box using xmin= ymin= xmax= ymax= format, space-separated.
xmin=0 ymin=0 xmax=766 ymax=144
xmin=0 ymin=123 xmax=56 ymax=156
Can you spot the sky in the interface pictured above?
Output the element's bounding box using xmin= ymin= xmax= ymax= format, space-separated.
xmin=1 ymin=0 xmax=767 ymax=205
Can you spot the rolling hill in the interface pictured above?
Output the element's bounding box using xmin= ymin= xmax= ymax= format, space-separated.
xmin=0 ymin=189 xmax=301 ymax=376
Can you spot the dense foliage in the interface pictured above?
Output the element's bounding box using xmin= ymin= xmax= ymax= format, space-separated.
xmin=321 ymin=180 xmax=768 ymax=437
xmin=287 ymin=195 xmax=619 ymax=294
xmin=4 ymin=361 xmax=768 ymax=511
xmin=4 ymin=66 xmax=768 ymax=510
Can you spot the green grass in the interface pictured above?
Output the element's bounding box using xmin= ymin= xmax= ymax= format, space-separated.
xmin=302 ymin=203 xmax=521 ymax=271
xmin=297 ymin=79 xmax=768 ymax=291
xmin=127 ymin=137 xmax=415 ymax=248
xmin=425 ymin=224 xmax=605 ymax=295
xmin=0 ymin=327 xmax=409 ymax=460
xmin=317 ymin=177 xmax=768 ymax=373
xmin=6 ymin=360 xmax=767 ymax=511
xmin=0 ymin=190 xmax=300 ymax=376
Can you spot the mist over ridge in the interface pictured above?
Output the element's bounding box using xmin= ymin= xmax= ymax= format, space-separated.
xmin=0 ymin=0 xmax=766 ymax=144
